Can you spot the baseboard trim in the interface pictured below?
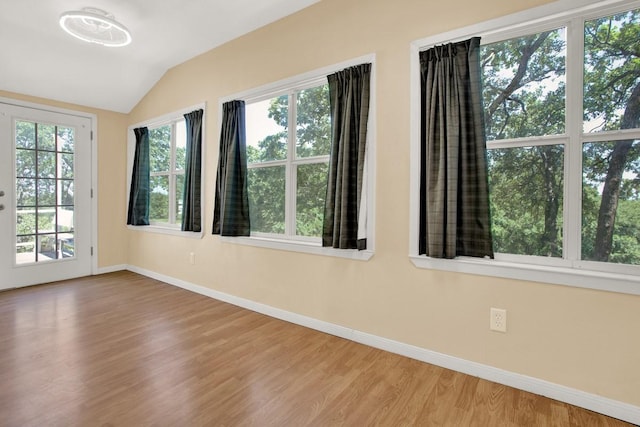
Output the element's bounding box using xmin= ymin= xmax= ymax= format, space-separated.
xmin=125 ymin=265 xmax=640 ymax=425
xmin=96 ymin=264 xmax=127 ymax=275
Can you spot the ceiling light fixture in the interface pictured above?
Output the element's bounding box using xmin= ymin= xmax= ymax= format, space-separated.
xmin=59 ymin=7 xmax=132 ymax=47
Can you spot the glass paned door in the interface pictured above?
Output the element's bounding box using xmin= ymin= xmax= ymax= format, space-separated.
xmin=0 ymin=102 xmax=92 ymax=289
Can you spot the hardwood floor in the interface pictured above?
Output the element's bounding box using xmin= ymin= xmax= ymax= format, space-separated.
xmin=0 ymin=271 xmax=633 ymax=426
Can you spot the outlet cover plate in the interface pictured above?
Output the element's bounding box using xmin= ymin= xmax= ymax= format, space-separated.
xmin=490 ymin=308 xmax=507 ymax=332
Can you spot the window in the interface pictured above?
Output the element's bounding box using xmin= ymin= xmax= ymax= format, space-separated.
xmin=148 ymin=121 xmax=186 ymax=226
xmin=482 ymin=6 xmax=640 ymax=268
xmin=410 ymin=1 xmax=640 ymax=293
xmin=246 ymin=84 xmax=330 ymax=241
xmin=222 ymin=56 xmax=375 ymax=259
xmin=127 ymin=104 xmax=204 ymax=236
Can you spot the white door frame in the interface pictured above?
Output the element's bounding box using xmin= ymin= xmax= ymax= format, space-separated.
xmin=0 ymin=96 xmax=98 ymax=279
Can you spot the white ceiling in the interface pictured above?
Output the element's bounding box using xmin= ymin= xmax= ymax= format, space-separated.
xmin=0 ymin=0 xmax=319 ymax=113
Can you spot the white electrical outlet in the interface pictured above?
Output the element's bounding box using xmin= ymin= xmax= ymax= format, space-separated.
xmin=189 ymin=252 xmax=195 ymax=265
xmin=490 ymin=308 xmax=507 ymax=332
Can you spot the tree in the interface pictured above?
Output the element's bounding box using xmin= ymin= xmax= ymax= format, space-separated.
xmin=583 ymin=9 xmax=640 ymax=262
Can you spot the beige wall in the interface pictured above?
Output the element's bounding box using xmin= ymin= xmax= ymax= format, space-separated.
xmin=0 ymin=90 xmax=129 ymax=269
xmin=124 ymin=0 xmax=640 ymax=407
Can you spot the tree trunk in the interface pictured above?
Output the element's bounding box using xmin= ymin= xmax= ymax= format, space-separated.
xmin=540 ymin=146 xmax=560 ymax=256
xmin=593 ymin=82 xmax=640 ymax=261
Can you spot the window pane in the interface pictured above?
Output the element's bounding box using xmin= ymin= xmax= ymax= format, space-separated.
xmin=246 ymin=97 xmax=288 ymax=162
xmin=60 ymin=153 xmax=74 ymax=179
xmin=16 ymin=178 xmax=36 ymax=206
xmin=16 ymin=149 xmax=36 ymax=177
xmin=175 ymin=173 xmax=184 ymax=223
xmin=16 ymin=236 xmax=36 ymax=264
xmin=150 ymin=175 xmax=169 ymax=223
xmin=57 ymin=126 xmax=74 ymax=152
xmin=481 ymin=28 xmax=566 ymax=141
xmin=175 ymin=120 xmax=186 ymax=171
xmin=59 ymin=233 xmax=74 ymax=258
xmin=38 ymin=235 xmax=56 ymax=260
xmin=57 ymin=207 xmax=74 ymax=232
xmin=16 ymin=121 xmax=35 ymax=149
xmin=488 ymin=145 xmax=564 ymax=257
xmin=60 ymin=180 xmax=74 ymax=206
xmin=296 ymin=85 xmax=331 ymax=158
xmin=37 ymin=124 xmax=56 ymax=151
xmin=248 ymin=166 xmax=285 ymax=234
xmin=37 ymin=151 xmax=56 ymax=178
xmin=149 ymin=126 xmax=171 ymax=172
xmin=37 ymin=208 xmax=56 ymax=233
xmin=37 ymin=179 xmax=56 ymax=206
xmin=584 ymin=9 xmax=640 ymax=133
xmin=582 ymin=140 xmax=640 ymax=264
xmin=16 ymin=208 xmax=36 ymax=236
xmin=296 ymin=163 xmax=328 ymax=237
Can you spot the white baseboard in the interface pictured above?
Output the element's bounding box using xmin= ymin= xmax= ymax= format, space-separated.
xmin=95 ymin=264 xmax=127 ymax=275
xmin=124 ymin=265 xmax=640 ymax=425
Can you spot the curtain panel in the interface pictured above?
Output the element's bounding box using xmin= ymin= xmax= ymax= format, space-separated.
xmin=181 ymin=109 xmax=204 ymax=232
xmin=127 ymin=126 xmax=150 ymax=226
xmin=212 ymin=100 xmax=251 ymax=236
xmin=418 ymin=37 xmax=494 ymax=259
xmin=323 ymin=63 xmax=372 ymax=250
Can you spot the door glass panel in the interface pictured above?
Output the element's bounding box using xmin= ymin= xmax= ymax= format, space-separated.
xmin=16 ymin=178 xmax=36 ymax=206
xmin=37 ymin=124 xmax=56 ymax=150
xmin=57 ymin=126 xmax=74 ymax=152
xmin=37 ymin=179 xmax=56 ymax=206
xmin=60 ymin=153 xmax=74 ymax=178
xmin=37 ymin=151 xmax=56 ymax=178
xmin=16 ymin=149 xmax=36 ymax=177
xmin=14 ymin=120 xmax=76 ymax=264
xmin=60 ymin=180 xmax=74 ymax=205
xmin=16 ymin=121 xmax=36 ymax=149
xmin=16 ymin=236 xmax=36 ymax=264
xmin=16 ymin=208 xmax=36 ymax=235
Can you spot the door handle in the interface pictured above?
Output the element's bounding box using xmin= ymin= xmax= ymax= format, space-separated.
xmin=0 ymin=190 xmax=4 ymax=197
xmin=0 ymin=204 xmax=4 ymax=211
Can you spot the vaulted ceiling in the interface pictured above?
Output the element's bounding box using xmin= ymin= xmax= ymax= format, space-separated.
xmin=0 ymin=0 xmax=319 ymax=113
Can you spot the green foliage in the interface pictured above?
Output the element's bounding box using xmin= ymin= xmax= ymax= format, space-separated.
xmin=482 ymin=28 xmax=565 ymax=140
xmin=584 ymin=9 xmax=640 ymax=130
xmin=247 ymin=85 xmax=331 ymax=237
xmin=488 ymin=146 xmax=564 ymax=257
xmin=248 ymin=166 xmax=285 ymax=234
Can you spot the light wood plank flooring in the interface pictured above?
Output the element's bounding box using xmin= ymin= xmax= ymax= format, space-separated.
xmin=0 ymin=271 xmax=633 ymax=426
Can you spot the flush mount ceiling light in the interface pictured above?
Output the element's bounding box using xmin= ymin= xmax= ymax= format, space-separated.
xmin=59 ymin=7 xmax=131 ymax=47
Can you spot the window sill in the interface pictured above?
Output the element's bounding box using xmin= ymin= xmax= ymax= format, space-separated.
xmin=221 ymin=235 xmax=374 ymax=261
xmin=127 ymin=224 xmax=204 ymax=239
xmin=410 ymin=255 xmax=640 ymax=296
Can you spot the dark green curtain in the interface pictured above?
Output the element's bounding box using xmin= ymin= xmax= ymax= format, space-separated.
xmin=419 ymin=37 xmax=493 ymax=259
xmin=181 ymin=109 xmax=203 ymax=232
xmin=127 ymin=127 xmax=150 ymax=226
xmin=212 ymin=100 xmax=250 ymax=236
xmin=323 ymin=63 xmax=372 ymax=250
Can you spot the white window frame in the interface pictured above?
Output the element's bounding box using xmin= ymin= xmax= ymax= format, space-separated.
xmin=149 ymin=121 xmax=184 ymax=226
xmin=409 ymin=0 xmax=640 ymax=295
xmin=126 ymin=103 xmax=206 ymax=238
xmin=219 ymin=54 xmax=376 ymax=260
xmin=246 ymin=81 xmax=331 ymax=244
